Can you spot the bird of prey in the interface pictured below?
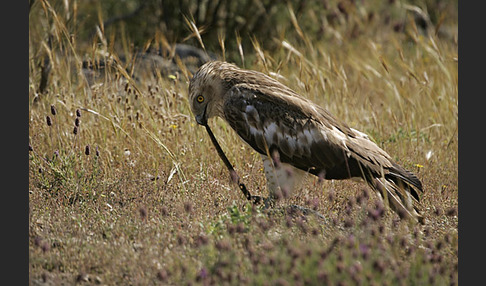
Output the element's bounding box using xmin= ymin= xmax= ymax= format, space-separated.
xmin=188 ymin=60 xmax=424 ymax=223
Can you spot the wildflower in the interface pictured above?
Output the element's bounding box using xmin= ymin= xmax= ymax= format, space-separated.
xmin=196 ymin=268 xmax=208 ymax=282
xmin=41 ymin=241 xmax=50 ymax=253
xmin=336 ymin=262 xmax=345 ymax=273
xmin=236 ymin=222 xmax=246 ymax=233
xmin=346 ymin=234 xmax=356 ymax=248
xmin=317 ymin=271 xmax=329 ymax=284
xmin=195 ymin=233 xmax=209 ymax=247
xmin=76 ymin=109 xmax=81 ymax=117
xmin=373 ymin=259 xmax=385 ymax=273
xmin=50 ymin=105 xmax=57 ymax=116
xmin=227 ymin=224 xmax=236 ymax=235
xmin=359 ymin=243 xmax=370 ymax=260
xmin=34 ymin=236 xmax=42 ymax=247
xmin=85 ymin=145 xmax=90 ymax=156
xmin=46 ymin=115 xmax=52 ymax=126
xmin=285 ymin=215 xmax=293 ymax=228
xmin=344 ymin=217 xmax=354 ymax=228
xmin=156 ymin=269 xmax=168 ymax=282
xmin=73 ymin=126 xmax=78 ymax=135
xmin=75 ymin=117 xmax=80 ymax=127
xmin=327 ymin=190 xmax=335 ymax=202
xmin=215 ymin=239 xmax=231 ymax=251
xmin=196 ymin=233 xmax=209 ymax=246
xmin=368 ymin=201 xmax=384 ymax=221
xmin=405 ymin=245 xmax=415 ymax=256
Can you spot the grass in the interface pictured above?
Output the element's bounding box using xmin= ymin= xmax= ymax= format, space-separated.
xmin=29 ymin=0 xmax=457 ymax=285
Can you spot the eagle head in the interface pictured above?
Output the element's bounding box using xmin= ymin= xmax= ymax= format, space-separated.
xmin=188 ymin=61 xmax=229 ymax=126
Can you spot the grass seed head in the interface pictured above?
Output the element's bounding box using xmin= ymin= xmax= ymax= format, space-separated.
xmin=183 ymin=201 xmax=193 ymax=214
xmin=446 ymin=207 xmax=457 ymax=216
xmin=161 ymin=205 xmax=169 ymax=216
xmin=177 ymin=234 xmax=186 ymax=246
xmin=139 ymin=206 xmax=147 ymax=220
xmin=34 ymin=236 xmax=42 ymax=247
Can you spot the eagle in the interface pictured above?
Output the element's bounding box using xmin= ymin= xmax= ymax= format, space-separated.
xmin=188 ymin=61 xmax=424 ymax=223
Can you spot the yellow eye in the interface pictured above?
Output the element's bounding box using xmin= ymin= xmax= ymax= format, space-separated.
xmin=196 ymin=95 xmax=205 ymax=103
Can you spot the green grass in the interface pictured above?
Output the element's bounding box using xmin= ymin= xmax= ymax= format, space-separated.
xmin=29 ymin=0 xmax=457 ymax=285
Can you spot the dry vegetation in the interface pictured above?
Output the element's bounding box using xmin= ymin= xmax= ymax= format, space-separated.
xmin=29 ymin=0 xmax=457 ymax=285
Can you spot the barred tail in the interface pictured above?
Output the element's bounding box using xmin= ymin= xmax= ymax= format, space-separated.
xmin=369 ymin=176 xmax=424 ymax=224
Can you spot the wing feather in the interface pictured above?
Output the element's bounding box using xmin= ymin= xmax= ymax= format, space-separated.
xmin=222 ymin=84 xmax=422 ymax=202
xmin=223 ymin=85 xmax=351 ymax=176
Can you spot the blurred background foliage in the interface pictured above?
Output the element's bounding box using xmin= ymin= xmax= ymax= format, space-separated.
xmin=29 ymin=0 xmax=457 ymax=66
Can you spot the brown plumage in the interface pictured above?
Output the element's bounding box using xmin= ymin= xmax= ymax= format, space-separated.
xmin=189 ymin=61 xmax=424 ymax=223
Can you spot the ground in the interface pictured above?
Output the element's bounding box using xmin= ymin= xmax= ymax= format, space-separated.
xmin=29 ymin=1 xmax=457 ymax=284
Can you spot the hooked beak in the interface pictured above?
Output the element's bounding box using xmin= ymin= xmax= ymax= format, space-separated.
xmin=195 ymin=105 xmax=208 ymax=126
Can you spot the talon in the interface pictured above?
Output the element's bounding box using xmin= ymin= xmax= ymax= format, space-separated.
xmin=250 ymin=195 xmax=264 ymax=205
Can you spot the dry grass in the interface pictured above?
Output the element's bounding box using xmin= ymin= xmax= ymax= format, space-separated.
xmin=29 ymin=1 xmax=457 ymax=285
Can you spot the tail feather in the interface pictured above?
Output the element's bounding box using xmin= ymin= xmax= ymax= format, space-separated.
xmin=370 ymin=177 xmax=424 ymax=224
xmin=386 ymin=162 xmax=423 ymax=201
